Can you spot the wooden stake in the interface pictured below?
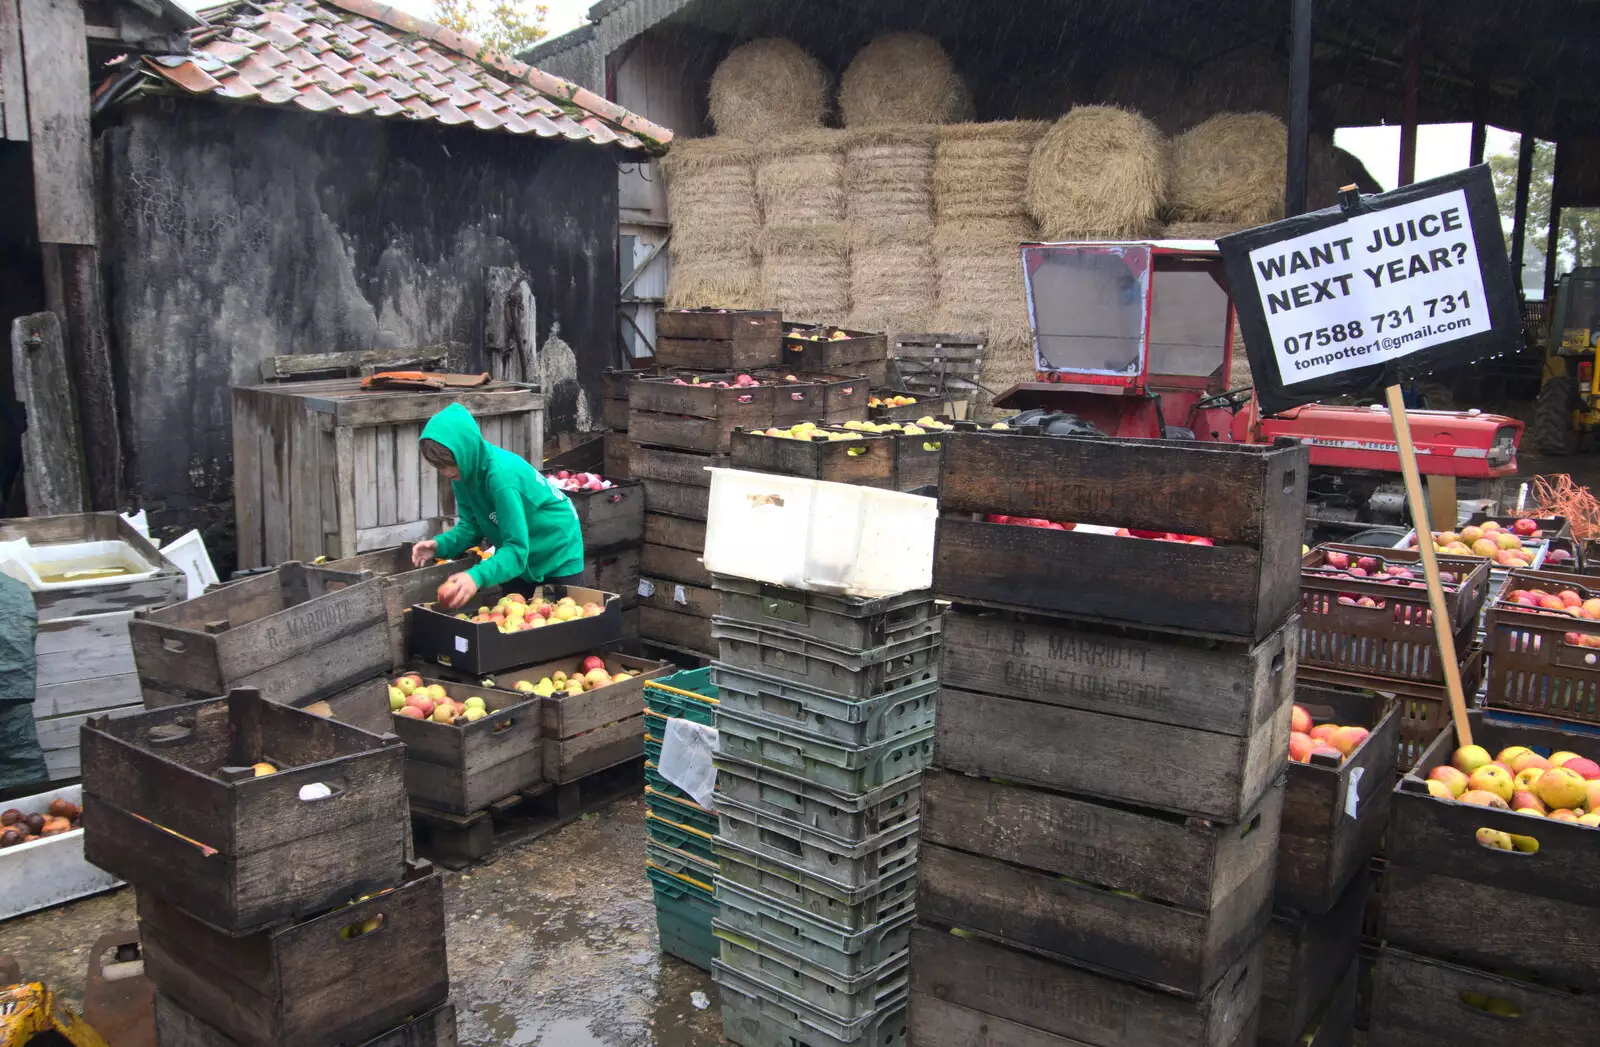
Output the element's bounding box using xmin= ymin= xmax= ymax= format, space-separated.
xmin=1383 ymin=383 xmax=1474 ymax=747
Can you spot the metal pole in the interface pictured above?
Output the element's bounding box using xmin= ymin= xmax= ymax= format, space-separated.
xmin=1545 ymin=142 xmax=1565 ymax=300
xmin=1398 ymin=5 xmax=1422 ymax=185
xmin=1469 ymin=119 xmax=1487 ymax=166
xmin=1509 ymin=132 xmax=1535 ymax=287
xmin=1286 ymin=0 xmax=1313 ymax=216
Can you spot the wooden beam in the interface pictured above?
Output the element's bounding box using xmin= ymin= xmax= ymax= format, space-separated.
xmin=10 ymin=313 xmax=87 ymax=516
xmin=20 ymin=0 xmax=94 ymax=245
xmin=1285 ymin=0 xmax=1313 ymax=217
xmin=0 ymin=0 xmax=26 ymax=142
xmin=1509 ymin=132 xmax=1536 ymax=290
xmin=1398 ymin=4 xmax=1422 ymax=186
xmin=41 ymin=245 xmax=123 ymax=509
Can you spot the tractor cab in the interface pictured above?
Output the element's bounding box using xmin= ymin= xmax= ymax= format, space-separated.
xmin=996 ymin=239 xmax=1240 ymax=439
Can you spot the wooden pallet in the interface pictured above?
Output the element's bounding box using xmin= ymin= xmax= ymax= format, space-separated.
xmin=892 ymin=332 xmax=985 ymax=403
xmin=410 ymin=756 xmax=644 ymax=869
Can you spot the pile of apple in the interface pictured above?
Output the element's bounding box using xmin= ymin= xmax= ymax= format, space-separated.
xmin=1404 ymin=519 xmax=1540 ymax=567
xmin=756 ymin=422 xmax=866 ymax=443
xmin=667 ymin=373 xmax=764 ymax=390
xmin=1426 ymin=744 xmax=1600 ymax=839
xmin=548 ymin=471 xmax=614 ymax=492
xmin=510 ymin=654 xmax=635 ymax=698
xmin=389 ymin=674 xmax=492 ymax=724
xmin=788 ymin=328 xmax=854 ymax=342
xmin=0 ymin=798 xmax=81 ymax=847
xmin=1308 ymin=550 xmax=1463 ymax=608
xmin=440 ymin=591 xmax=605 ymax=633
xmin=840 ymin=417 xmax=951 ymax=436
xmin=1287 ymin=703 xmax=1369 ymax=763
xmin=868 ymin=394 xmax=917 ymax=408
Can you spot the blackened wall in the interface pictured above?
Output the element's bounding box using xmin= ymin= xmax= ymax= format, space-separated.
xmin=100 ymin=97 xmax=618 ymax=563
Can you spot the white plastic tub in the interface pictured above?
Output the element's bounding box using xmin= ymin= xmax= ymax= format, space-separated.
xmin=702 ymin=468 xmax=937 ymax=598
xmin=1 ymin=539 xmax=162 ymax=591
xmin=0 ymin=784 xmax=123 ymax=921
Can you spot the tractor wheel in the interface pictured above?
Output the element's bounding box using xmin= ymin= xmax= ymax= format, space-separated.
xmin=1532 ymin=374 xmax=1581 ymax=456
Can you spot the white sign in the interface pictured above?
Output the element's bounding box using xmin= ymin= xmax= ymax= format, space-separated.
xmin=1248 ymin=188 xmax=1490 ymax=384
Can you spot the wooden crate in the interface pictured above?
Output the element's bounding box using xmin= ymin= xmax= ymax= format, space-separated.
xmin=642 ymin=514 xmax=709 ymax=588
xmin=0 ymin=513 xmax=188 ymax=777
xmin=1260 ymin=872 xmax=1369 ymax=1046
xmin=322 ymin=545 xmax=469 ymax=669
xmin=629 ymin=377 xmax=773 ymax=453
xmin=920 ymin=771 xmax=1280 ymax=998
xmin=936 ymin=609 xmax=1296 ymax=822
xmin=386 ymin=677 xmax=542 ymax=815
xmin=140 ymin=861 xmax=448 ymax=1047
xmin=631 ymin=444 xmax=720 ymax=521
xmin=494 ymin=653 xmax=670 ymax=785
xmin=583 ymin=546 xmax=640 ymax=611
xmin=894 ymin=431 xmax=943 ymax=492
xmin=892 ymin=332 xmax=984 ymax=404
xmin=601 ymin=367 xmax=655 ymax=431
xmin=603 ymin=431 xmax=630 ymax=478
xmin=655 ymin=308 xmax=783 ymax=370
xmin=232 ymin=378 xmax=543 ymax=569
xmin=752 ymin=368 xmax=871 ymax=425
xmin=908 ymin=924 xmax=1263 ymax=1047
xmin=81 ymin=689 xmax=409 ymax=934
xmin=728 ymin=427 xmax=895 ymax=486
xmin=130 ymin=562 xmax=391 ymax=709
xmin=558 ymin=477 xmax=644 ymax=552
xmin=782 ymin=324 xmax=888 ymax=370
xmin=638 ymin=574 xmax=716 ymax=656
xmin=1369 ymin=946 xmax=1593 ymax=1047
xmin=155 ymin=995 xmax=456 ymax=1047
xmin=1384 ymin=711 xmax=1600 ymax=989
xmin=934 ymin=431 xmax=1309 ymax=640
xmin=1277 ymin=687 xmax=1398 ymax=914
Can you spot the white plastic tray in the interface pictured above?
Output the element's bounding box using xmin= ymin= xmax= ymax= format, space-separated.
xmin=0 ymin=539 xmax=162 ymax=591
xmin=0 ymin=784 xmax=122 ymax=921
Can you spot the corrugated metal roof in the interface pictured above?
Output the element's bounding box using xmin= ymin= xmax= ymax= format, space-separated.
xmin=123 ymin=0 xmax=672 ymax=152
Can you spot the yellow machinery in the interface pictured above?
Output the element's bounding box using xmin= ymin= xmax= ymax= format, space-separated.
xmin=1532 ymin=267 xmax=1600 ymax=454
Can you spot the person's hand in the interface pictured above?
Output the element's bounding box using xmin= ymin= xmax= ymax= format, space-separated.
xmin=436 ymin=572 xmax=478 ymax=610
xmin=411 ymin=540 xmax=439 ymax=568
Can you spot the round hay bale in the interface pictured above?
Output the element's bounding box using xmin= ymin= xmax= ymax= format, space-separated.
xmin=665 ymin=256 xmax=761 ymax=310
xmin=1026 ymin=106 xmax=1167 ymax=239
xmin=759 ymin=222 xmax=850 ymax=323
xmin=1189 ymin=51 xmax=1287 ymax=120
xmin=845 ymin=126 xmax=938 ymax=245
xmin=934 ymin=121 xmax=1049 ymax=226
xmin=1168 ymin=112 xmax=1286 ymax=225
xmin=1096 ymin=57 xmax=1191 ymax=134
xmin=709 ymin=38 xmax=828 ymax=140
xmin=839 ymin=32 xmax=964 ymax=127
xmin=662 ymin=137 xmax=760 ymax=257
xmin=849 ymin=242 xmax=937 ymax=332
xmin=756 ymin=129 xmax=846 ymax=226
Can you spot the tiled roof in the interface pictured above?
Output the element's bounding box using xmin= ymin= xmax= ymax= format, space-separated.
xmin=118 ymin=0 xmax=672 ymax=153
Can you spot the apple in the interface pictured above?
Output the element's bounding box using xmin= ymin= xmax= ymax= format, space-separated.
xmin=1513 ymin=767 xmax=1546 ymax=793
xmin=1426 ymin=780 xmax=1455 ymax=799
xmin=432 ymin=704 xmax=457 ymax=725
xmin=1562 ymin=756 xmax=1600 ymax=781
xmin=388 ymin=686 xmax=406 ymax=711
xmin=1513 ymin=518 xmax=1540 ymax=536
xmin=1459 ymin=526 xmax=1484 ymax=544
xmin=1496 ymin=746 xmax=1532 ymax=765
xmin=1476 ymin=827 xmax=1513 ymax=850
xmin=1325 ymin=551 xmax=1350 ymax=570
xmin=1550 ymin=751 xmax=1583 ymax=768
xmin=1290 ymin=705 xmax=1312 ymax=735
xmin=1511 ymin=790 xmax=1546 ymax=815
xmin=1428 ymin=765 xmax=1469 ymax=798
xmin=395 ymin=705 xmax=425 ymax=718
xmin=1467 ymin=765 xmax=1514 ymax=801
xmin=1331 ymin=726 xmax=1369 ymax=756
xmin=581 ymin=655 xmax=606 ymax=673
xmin=1452 ymin=745 xmax=1492 ymax=774
xmin=1289 ymin=732 xmax=1315 ymax=762
xmin=407 ymin=695 xmax=435 ymax=718
xmin=1459 ymin=789 xmax=1510 ymax=809
xmin=1310 ymin=724 xmax=1338 ymax=742
xmin=1549 ymin=809 xmax=1581 ymax=822
xmin=1538 ymin=766 xmax=1589 ymax=810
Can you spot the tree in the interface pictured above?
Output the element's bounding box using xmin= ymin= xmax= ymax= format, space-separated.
xmin=433 ymin=0 xmax=549 ymax=55
xmin=1489 ymin=137 xmax=1600 ymax=282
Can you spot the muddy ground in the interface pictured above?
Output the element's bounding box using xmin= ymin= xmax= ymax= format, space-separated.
xmin=0 ymin=794 xmax=726 ymax=1046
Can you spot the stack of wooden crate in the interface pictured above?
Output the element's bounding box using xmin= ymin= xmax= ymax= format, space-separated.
xmin=911 ymin=431 xmax=1309 ymax=1047
xmin=0 ymin=512 xmax=185 ymax=781
xmin=553 ymin=475 xmax=646 ymax=650
xmin=80 ymin=689 xmax=456 ymax=1046
xmin=1370 ymin=712 xmax=1600 ymax=1045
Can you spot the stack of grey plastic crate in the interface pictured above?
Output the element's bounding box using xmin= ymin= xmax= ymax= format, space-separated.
xmin=707 ymin=573 xmax=942 ymax=1047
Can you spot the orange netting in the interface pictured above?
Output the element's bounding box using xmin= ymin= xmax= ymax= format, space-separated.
xmin=1519 ymin=474 xmax=1600 ymax=540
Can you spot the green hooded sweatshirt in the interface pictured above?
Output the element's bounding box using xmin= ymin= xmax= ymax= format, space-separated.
xmin=423 ymin=403 xmax=584 ymax=588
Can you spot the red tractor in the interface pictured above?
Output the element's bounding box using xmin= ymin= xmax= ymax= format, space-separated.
xmin=998 ymin=240 xmax=1523 ymax=538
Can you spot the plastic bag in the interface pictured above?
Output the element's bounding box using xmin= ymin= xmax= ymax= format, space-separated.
xmin=659 ymin=716 xmax=718 ymax=810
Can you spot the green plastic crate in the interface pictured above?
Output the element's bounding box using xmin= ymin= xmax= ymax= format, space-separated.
xmin=649 ymin=865 xmax=717 ymax=972
xmin=646 ymin=785 xmax=718 ymax=836
xmin=644 ymin=667 xmax=719 ymax=725
xmin=647 ymin=839 xmax=718 ymax=887
xmin=647 ymin=810 xmax=718 ymax=866
xmin=645 ymin=761 xmax=696 ymax=804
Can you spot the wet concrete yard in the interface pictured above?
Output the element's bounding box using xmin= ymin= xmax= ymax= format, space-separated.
xmin=0 ymin=794 xmax=727 ymax=1046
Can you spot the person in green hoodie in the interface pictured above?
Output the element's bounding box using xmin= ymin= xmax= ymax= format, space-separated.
xmin=410 ymin=403 xmax=584 ymax=609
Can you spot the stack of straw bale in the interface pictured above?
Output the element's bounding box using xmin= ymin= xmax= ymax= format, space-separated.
xmin=709 ymin=39 xmax=828 ymax=140
xmin=844 ymin=126 xmax=939 ymax=332
xmin=1027 ymin=106 xmax=1167 ymax=240
xmin=839 ymin=32 xmax=970 ymax=128
xmin=662 ymin=138 xmax=762 ymax=309
xmin=932 ymin=121 xmax=1049 ymax=415
xmin=1166 ymin=112 xmax=1287 ymax=226
xmin=756 ymin=130 xmax=850 ymax=322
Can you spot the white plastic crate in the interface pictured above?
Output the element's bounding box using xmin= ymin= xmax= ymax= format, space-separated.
xmin=702 ymin=469 xmax=936 ymax=598
xmin=0 ymin=784 xmax=122 ymax=921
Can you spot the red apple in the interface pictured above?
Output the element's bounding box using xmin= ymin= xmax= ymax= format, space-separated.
xmin=1290 ymin=705 xmax=1312 ymax=735
xmin=581 ymin=655 xmax=606 ymax=673
xmin=1289 ymin=732 xmax=1315 ymax=762
xmin=1562 ymin=757 xmax=1600 ymax=781
xmin=1513 ymin=518 xmax=1539 ymax=536
xmin=1325 ymin=551 xmax=1350 ymax=570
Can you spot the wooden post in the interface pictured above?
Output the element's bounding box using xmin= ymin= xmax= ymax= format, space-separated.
xmin=1384 ymin=383 xmax=1472 ymax=746
xmin=10 ymin=313 xmax=87 ymax=516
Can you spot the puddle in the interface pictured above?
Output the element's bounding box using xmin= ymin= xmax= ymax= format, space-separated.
xmin=448 ymin=796 xmax=725 ymax=1047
